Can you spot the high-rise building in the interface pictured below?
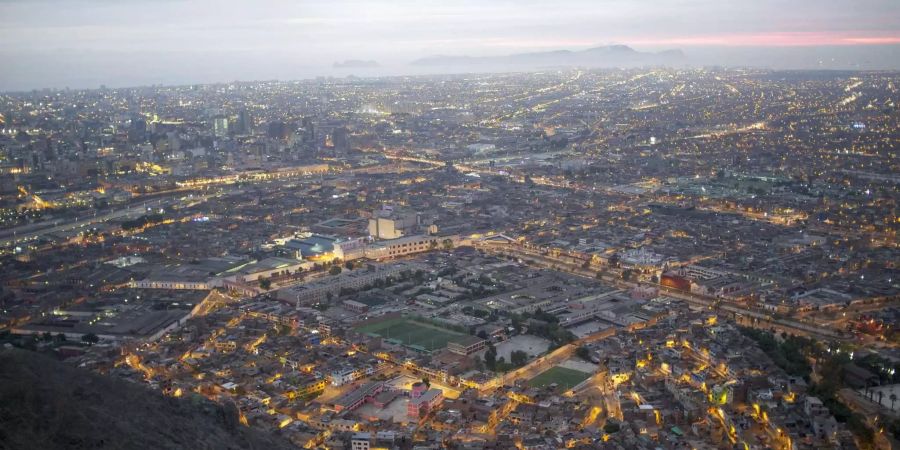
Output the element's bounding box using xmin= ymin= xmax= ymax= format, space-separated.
xmin=367 ymin=206 xmax=419 ymax=240
xmin=267 ymin=121 xmax=288 ymax=140
xmin=299 ymin=117 xmax=316 ymax=146
xmin=213 ymin=116 xmax=229 ymax=137
xmin=235 ymin=109 xmax=253 ymax=135
xmin=167 ymin=131 xmax=180 ymax=152
xmin=332 ymin=126 xmax=351 ymax=154
xmin=128 ymin=116 xmax=146 ymax=143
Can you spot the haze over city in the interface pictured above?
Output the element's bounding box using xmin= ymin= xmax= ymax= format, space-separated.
xmin=2 ymin=0 xmax=900 ymax=90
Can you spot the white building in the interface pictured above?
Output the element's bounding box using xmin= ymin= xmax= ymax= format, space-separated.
xmin=276 ymin=261 xmax=422 ymax=307
xmin=351 ymin=433 xmax=371 ymax=450
xmin=367 ymin=206 xmax=419 ymax=240
xmin=366 ymin=234 xmax=460 ymax=260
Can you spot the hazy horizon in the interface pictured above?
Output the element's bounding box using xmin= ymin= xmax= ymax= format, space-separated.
xmin=2 ymin=0 xmax=899 ymax=91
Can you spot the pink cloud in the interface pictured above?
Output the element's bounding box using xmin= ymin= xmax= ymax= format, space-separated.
xmin=622 ymin=31 xmax=900 ymax=47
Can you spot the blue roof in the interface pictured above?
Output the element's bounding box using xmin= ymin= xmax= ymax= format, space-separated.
xmin=284 ymin=235 xmax=337 ymax=257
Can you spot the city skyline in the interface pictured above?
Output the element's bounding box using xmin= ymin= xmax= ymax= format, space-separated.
xmin=2 ymin=0 xmax=900 ymax=91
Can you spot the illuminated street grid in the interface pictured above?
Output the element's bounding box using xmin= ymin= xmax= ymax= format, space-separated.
xmin=1 ymin=67 xmax=897 ymax=449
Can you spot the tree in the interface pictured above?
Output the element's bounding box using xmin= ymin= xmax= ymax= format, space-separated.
xmin=41 ymin=331 xmax=53 ymax=342
xmin=422 ymin=377 xmax=431 ymax=388
xmin=621 ymin=269 xmax=633 ymax=282
xmin=576 ymin=346 xmax=591 ymax=362
xmin=609 ymin=254 xmax=620 ymax=268
xmin=54 ymin=333 xmax=67 ymax=343
xmin=81 ymin=333 xmax=99 ymax=345
xmin=484 ymin=343 xmax=497 ymax=371
xmin=344 ymin=260 xmax=354 ymax=270
xmin=259 ymin=277 xmax=272 ymax=290
xmin=533 ymin=308 xmax=558 ymax=324
xmin=511 ymin=350 xmax=528 ymax=367
xmin=21 ymin=335 xmax=37 ymax=351
xmin=510 ymin=315 xmax=523 ymax=334
xmin=477 ymin=330 xmax=489 ymax=340
xmin=329 ymin=266 xmax=342 ymax=276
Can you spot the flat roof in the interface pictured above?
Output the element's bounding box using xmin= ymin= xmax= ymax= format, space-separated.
xmin=410 ymin=389 xmax=442 ymax=405
xmin=230 ymin=257 xmax=305 ymax=274
xmin=448 ymin=335 xmax=484 ymax=347
xmin=334 ymin=381 xmax=383 ymax=408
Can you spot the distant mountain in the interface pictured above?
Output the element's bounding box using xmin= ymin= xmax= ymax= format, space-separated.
xmin=0 ymin=349 xmax=296 ymax=450
xmin=411 ymin=45 xmax=685 ymax=69
xmin=333 ymin=59 xmax=380 ymax=69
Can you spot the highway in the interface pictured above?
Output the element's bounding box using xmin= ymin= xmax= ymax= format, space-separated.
xmin=1 ymin=165 xmax=333 ymax=250
xmin=0 ymin=199 xmax=175 ymax=249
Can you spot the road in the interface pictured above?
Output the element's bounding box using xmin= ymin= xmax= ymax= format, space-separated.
xmin=570 ymin=370 xmax=623 ymax=422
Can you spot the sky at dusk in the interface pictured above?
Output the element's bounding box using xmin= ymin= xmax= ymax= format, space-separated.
xmin=1 ymin=0 xmax=899 ymax=90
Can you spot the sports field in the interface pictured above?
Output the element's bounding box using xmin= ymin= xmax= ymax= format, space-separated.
xmin=355 ymin=317 xmax=468 ymax=352
xmin=527 ymin=366 xmax=591 ymax=389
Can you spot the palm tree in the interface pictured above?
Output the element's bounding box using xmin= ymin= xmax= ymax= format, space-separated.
xmin=81 ymin=333 xmax=99 ymax=345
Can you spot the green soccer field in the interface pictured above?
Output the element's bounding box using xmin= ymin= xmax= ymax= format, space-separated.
xmin=527 ymin=366 xmax=591 ymax=389
xmin=355 ymin=317 xmax=466 ymax=352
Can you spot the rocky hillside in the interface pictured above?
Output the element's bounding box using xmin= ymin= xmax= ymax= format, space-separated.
xmin=0 ymin=349 xmax=296 ymax=450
